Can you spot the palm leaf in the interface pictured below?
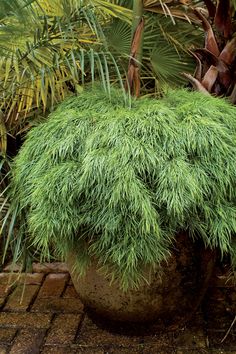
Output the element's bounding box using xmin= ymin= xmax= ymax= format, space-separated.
xmin=104 ymin=19 xmax=131 ymax=55
xmin=91 ymin=0 xmax=132 ymax=23
xmin=0 ymin=0 xmax=130 ymax=140
xmin=150 ymin=42 xmax=195 ymax=86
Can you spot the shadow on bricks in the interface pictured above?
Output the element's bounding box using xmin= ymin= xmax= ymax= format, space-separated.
xmin=0 ymin=263 xmax=234 ymax=354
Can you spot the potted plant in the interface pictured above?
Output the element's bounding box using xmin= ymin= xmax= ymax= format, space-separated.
xmin=2 ymin=0 xmax=236 ymax=327
xmin=7 ymin=84 xmax=236 ymax=324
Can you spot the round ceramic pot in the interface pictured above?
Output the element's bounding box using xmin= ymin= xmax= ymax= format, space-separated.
xmin=67 ymin=233 xmax=215 ymax=323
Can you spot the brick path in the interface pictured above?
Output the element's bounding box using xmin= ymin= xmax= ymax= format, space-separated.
xmin=0 ymin=263 xmax=235 ymax=353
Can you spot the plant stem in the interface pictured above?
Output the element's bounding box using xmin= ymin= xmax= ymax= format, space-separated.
xmin=132 ymin=0 xmax=144 ymax=67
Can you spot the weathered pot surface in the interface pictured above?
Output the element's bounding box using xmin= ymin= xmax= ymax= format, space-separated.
xmin=67 ymin=233 xmax=215 ymax=323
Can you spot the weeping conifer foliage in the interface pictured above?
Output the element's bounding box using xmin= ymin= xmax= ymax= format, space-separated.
xmin=9 ymin=87 xmax=236 ymax=288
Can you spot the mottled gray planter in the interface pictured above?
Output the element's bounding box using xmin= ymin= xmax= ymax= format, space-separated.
xmin=67 ymin=233 xmax=215 ymax=323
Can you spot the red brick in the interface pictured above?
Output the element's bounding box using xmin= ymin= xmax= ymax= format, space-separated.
xmin=18 ymin=273 xmax=44 ymax=285
xmin=77 ymin=315 xmax=141 ymax=347
xmin=0 ymin=285 xmax=12 ymax=298
xmin=3 ymin=264 xmax=22 ymax=273
xmin=0 ymin=313 xmax=52 ymax=328
xmin=42 ymin=347 xmax=78 ymax=354
xmin=9 ymin=329 xmax=45 ymax=354
xmin=0 ymin=273 xmax=43 ymax=286
xmin=63 ymin=285 xmax=79 ymax=298
xmin=71 ymin=347 xmax=104 ymax=354
xmin=42 ymin=346 xmax=105 ymax=354
xmin=0 ymin=273 xmax=20 ymax=286
xmin=45 ymin=314 xmax=82 ymax=345
xmin=0 ymin=328 xmax=17 ymax=344
xmin=4 ymin=285 xmax=39 ymax=311
xmin=32 ymin=263 xmax=68 ymax=273
xmin=108 ymin=348 xmax=142 ymax=354
xmin=31 ymin=298 xmax=84 ymax=313
xmin=76 ymin=349 xmax=104 ymax=354
xmin=37 ymin=274 xmax=69 ymax=298
xmin=143 ymin=348 xmax=175 ymax=354
xmin=172 ymin=328 xmax=206 ymax=349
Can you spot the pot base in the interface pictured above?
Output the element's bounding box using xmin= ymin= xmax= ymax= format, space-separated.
xmin=68 ymin=233 xmax=215 ymax=324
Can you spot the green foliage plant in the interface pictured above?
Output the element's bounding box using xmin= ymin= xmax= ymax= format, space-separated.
xmin=7 ymin=86 xmax=236 ymax=289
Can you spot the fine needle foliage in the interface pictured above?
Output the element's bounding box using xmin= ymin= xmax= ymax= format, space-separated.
xmin=5 ymin=86 xmax=236 ymax=289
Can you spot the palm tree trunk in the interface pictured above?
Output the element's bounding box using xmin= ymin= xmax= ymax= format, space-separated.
xmin=132 ymin=0 xmax=144 ymax=66
xmin=126 ymin=0 xmax=144 ymax=97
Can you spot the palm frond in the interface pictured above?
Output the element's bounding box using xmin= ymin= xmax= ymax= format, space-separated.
xmin=149 ymin=43 xmax=195 ymax=86
xmin=143 ymin=0 xmax=206 ymax=23
xmin=104 ymin=19 xmax=131 ymax=55
xmin=138 ymin=13 xmax=201 ymax=90
xmin=0 ymin=0 xmax=129 ymax=141
xmin=91 ymin=0 xmax=132 ymax=23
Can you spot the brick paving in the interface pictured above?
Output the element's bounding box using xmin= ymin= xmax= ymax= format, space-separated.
xmin=0 ymin=263 xmax=234 ymax=353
